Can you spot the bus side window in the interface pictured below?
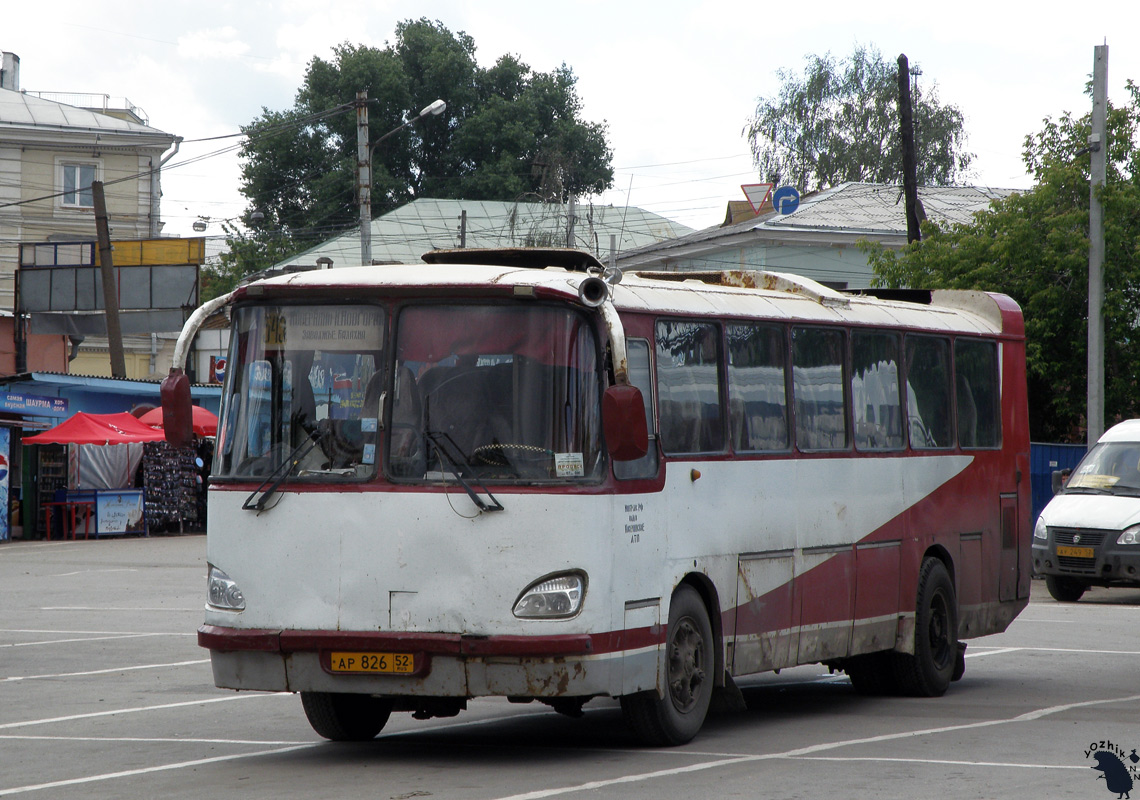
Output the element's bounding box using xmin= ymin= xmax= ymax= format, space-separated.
xmin=727 ymin=324 xmax=789 ymax=452
xmin=904 ymin=335 xmax=952 ymax=449
xmin=954 ymin=339 xmax=1001 ymax=448
xmin=614 ymin=339 xmax=659 ymax=480
xmin=655 ymin=320 xmax=725 ymax=455
xmin=852 ymin=331 xmax=904 ymax=451
xmin=792 ymin=327 xmax=848 ymax=451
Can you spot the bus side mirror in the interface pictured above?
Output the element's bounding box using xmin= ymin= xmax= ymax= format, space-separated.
xmin=603 ymin=384 xmax=649 ymax=461
xmin=160 ymin=368 xmax=194 ymax=448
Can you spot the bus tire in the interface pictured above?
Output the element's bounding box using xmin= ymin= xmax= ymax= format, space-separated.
xmin=892 ymin=558 xmax=957 ymax=697
xmin=300 ymin=691 xmax=393 ymax=741
xmin=620 ymin=585 xmax=714 ymax=746
xmin=1045 ymin=575 xmax=1087 ymax=602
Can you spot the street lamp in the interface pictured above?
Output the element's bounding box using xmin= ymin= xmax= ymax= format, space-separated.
xmin=359 ymin=98 xmax=446 ymax=266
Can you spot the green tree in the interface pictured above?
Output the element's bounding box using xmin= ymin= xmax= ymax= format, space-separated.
xmin=234 ymin=18 xmax=612 ymax=244
xmin=201 ymin=219 xmax=298 ymax=301
xmin=863 ymin=81 xmax=1140 ymax=441
xmin=745 ymin=45 xmax=973 ymax=193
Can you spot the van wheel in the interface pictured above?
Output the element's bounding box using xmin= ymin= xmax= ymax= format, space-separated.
xmin=301 ymin=692 xmax=393 ymax=741
xmin=621 ymin=585 xmax=714 ymax=746
xmin=1045 ymin=575 xmax=1087 ymax=602
xmin=893 ymin=558 xmax=957 ymax=697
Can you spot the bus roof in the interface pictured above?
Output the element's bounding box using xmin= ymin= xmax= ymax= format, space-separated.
xmin=240 ymin=260 xmax=1020 ymax=338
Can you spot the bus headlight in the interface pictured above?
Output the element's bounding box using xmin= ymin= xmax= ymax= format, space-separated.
xmin=1118 ymin=526 xmax=1140 ymax=545
xmin=207 ymin=565 xmax=246 ymax=611
xmin=513 ymin=572 xmax=586 ymax=619
xmin=1033 ymin=517 xmax=1049 ymax=540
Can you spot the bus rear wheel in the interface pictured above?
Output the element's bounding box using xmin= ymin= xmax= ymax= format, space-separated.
xmin=620 ymin=585 xmax=714 ymax=746
xmin=300 ymin=691 xmax=393 ymax=741
xmin=892 ymin=558 xmax=958 ymax=697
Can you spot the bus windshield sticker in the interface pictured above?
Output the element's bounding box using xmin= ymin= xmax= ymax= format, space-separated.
xmin=555 ymin=453 xmax=585 ymax=478
xmin=362 ymin=444 xmax=376 ymax=465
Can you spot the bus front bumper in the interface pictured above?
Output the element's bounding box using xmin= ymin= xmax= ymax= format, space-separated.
xmin=198 ymin=625 xmax=645 ymax=699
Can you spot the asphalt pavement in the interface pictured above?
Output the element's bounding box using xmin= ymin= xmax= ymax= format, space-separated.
xmin=3 ymin=535 xmax=1140 ymax=799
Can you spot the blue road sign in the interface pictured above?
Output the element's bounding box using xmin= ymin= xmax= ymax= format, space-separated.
xmin=773 ymin=186 xmax=800 ymax=214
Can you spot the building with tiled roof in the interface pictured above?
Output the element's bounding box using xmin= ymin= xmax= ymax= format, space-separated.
xmin=616 ymin=182 xmax=1016 ymax=289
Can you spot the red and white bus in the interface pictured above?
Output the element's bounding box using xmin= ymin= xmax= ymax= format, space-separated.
xmin=163 ymin=248 xmax=1031 ymax=746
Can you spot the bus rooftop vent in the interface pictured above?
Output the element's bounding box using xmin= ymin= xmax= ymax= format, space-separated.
xmin=633 ymin=269 xmax=851 ymax=308
xmin=422 ymin=247 xmax=606 ymax=273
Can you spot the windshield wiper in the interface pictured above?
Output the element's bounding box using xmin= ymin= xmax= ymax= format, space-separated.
xmin=242 ymin=424 xmax=326 ymax=512
xmin=425 ymin=430 xmax=504 ymax=512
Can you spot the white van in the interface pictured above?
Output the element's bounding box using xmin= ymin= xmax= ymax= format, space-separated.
xmin=1033 ymin=419 xmax=1140 ymax=601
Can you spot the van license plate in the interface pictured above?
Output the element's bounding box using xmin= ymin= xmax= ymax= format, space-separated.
xmin=328 ymin=652 xmax=414 ymax=674
xmin=1056 ymin=545 xmax=1094 ymax=559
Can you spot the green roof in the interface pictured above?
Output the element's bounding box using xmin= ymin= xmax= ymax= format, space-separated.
xmin=277 ymin=198 xmax=692 ymax=269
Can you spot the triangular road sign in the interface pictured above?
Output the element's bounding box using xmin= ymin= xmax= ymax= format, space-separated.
xmin=741 ymin=183 xmax=774 ymax=214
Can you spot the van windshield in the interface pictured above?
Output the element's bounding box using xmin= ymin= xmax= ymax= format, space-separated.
xmin=1065 ymin=442 xmax=1140 ymax=494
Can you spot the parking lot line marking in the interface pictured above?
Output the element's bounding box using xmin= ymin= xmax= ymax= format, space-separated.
xmin=0 ymin=744 xmax=315 ymax=797
xmin=958 ymin=645 xmax=1140 ymax=658
xmin=0 ymin=633 xmax=171 ymax=648
xmin=39 ymin=606 xmax=200 ymax=612
xmin=0 ymin=692 xmax=289 ymax=730
xmin=0 ymin=734 xmax=308 ymax=745
xmin=789 ymin=755 xmax=1086 ymax=770
xmin=964 ymin=647 xmax=1021 ymax=658
xmin=1023 ymin=646 xmax=1140 ymax=655
xmin=2 ymin=659 xmax=210 ymax=682
xmin=48 ymin=568 xmax=138 ymax=577
xmin=487 ymin=691 xmax=1140 ymax=800
xmin=0 ymin=628 xmax=195 ymax=636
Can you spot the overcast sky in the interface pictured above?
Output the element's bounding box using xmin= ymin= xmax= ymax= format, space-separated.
xmin=4 ymin=1 xmax=1137 ymax=241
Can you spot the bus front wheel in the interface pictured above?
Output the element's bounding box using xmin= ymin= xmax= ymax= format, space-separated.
xmin=620 ymin=585 xmax=714 ymax=746
xmin=301 ymin=691 xmax=393 ymax=741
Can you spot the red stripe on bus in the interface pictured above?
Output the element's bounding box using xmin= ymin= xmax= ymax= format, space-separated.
xmin=199 ymin=625 xmax=618 ymax=657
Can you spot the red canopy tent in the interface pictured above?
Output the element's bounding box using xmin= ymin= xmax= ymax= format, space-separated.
xmin=25 ymin=413 xmax=166 ymax=538
xmin=24 ymin=412 xmax=167 ymax=445
xmin=137 ymin=405 xmax=218 ymax=438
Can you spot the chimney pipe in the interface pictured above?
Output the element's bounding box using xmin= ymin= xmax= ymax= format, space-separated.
xmin=1 ymin=52 xmax=20 ymax=92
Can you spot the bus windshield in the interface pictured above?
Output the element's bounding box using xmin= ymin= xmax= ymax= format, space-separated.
xmin=391 ymin=303 xmax=604 ymax=483
xmin=214 ymin=304 xmax=386 ymax=481
xmin=214 ymin=301 xmax=604 ymax=484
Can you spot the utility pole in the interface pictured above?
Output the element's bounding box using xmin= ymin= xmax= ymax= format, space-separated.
xmin=1088 ymin=44 xmax=1109 ymax=444
xmin=92 ymin=181 xmax=126 ymax=378
xmin=897 ymin=54 xmax=923 ymax=244
xmin=358 ymin=95 xmax=446 ymax=266
xmin=356 ymin=91 xmax=372 ymax=267
xmin=13 ymin=269 xmax=25 ymax=374
xmin=566 ymin=194 xmax=577 ymax=248
xmin=458 ymin=210 xmax=467 ymax=248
